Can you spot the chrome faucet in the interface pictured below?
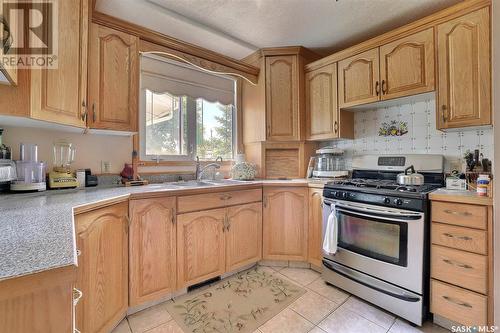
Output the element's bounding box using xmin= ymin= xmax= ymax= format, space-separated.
xmin=195 ymin=156 xmax=222 ymax=180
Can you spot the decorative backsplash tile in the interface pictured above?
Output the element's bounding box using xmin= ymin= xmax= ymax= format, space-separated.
xmin=327 ymin=98 xmax=494 ymax=171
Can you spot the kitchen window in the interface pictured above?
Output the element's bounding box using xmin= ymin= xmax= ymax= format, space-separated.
xmin=140 ymin=54 xmax=236 ymax=162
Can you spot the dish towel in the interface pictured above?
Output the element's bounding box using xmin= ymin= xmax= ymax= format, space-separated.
xmin=323 ymin=205 xmax=338 ymax=255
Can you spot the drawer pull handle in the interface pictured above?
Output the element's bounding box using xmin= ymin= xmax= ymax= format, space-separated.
xmin=443 ymin=209 xmax=472 ymax=217
xmin=442 ymin=295 xmax=472 ymax=308
xmin=442 ymin=258 xmax=473 ymax=269
xmin=443 ymin=233 xmax=473 ymax=241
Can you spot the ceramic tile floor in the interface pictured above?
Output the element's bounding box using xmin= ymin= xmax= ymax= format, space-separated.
xmin=112 ymin=266 xmax=450 ymax=333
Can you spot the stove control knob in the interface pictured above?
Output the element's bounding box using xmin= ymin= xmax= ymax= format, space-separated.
xmin=342 ymin=192 xmax=348 ymax=199
xmin=383 ymin=197 xmax=391 ymax=204
xmin=394 ymin=198 xmax=403 ymax=206
xmin=332 ymin=191 xmax=337 ymax=197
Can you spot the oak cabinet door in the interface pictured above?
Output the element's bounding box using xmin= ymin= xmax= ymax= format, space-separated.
xmin=437 ymin=8 xmax=491 ymax=129
xmin=129 ymin=197 xmax=176 ymax=307
xmin=177 ymin=208 xmax=226 ymax=288
xmin=338 ymin=48 xmax=380 ymax=108
xmin=265 ymin=55 xmax=299 ymax=141
xmin=380 ymin=28 xmax=435 ymax=100
xmin=30 ymin=0 xmax=88 ymax=127
xmin=305 ymin=63 xmax=339 ymax=140
xmin=88 ymin=23 xmax=139 ymax=132
xmin=308 ymin=188 xmax=323 ymax=267
xmin=75 ymin=202 xmax=128 ymax=333
xmin=226 ymin=202 xmax=263 ymax=272
xmin=263 ymin=187 xmax=308 ymax=261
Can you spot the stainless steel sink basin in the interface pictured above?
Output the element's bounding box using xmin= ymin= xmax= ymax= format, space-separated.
xmin=169 ymin=181 xmax=215 ymax=187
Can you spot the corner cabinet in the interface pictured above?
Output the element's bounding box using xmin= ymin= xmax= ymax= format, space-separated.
xmin=30 ymin=0 xmax=88 ymax=127
xmin=129 ymin=197 xmax=177 ymax=307
xmin=265 ymin=55 xmax=300 ymax=141
xmin=308 ymin=188 xmax=324 ymax=267
xmin=75 ymin=202 xmax=129 ymax=333
xmin=88 ymin=24 xmax=139 ymax=132
xmin=305 ymin=63 xmax=353 ymax=140
xmin=437 ymin=7 xmax=491 ymax=129
xmin=263 ymin=187 xmax=308 ymax=261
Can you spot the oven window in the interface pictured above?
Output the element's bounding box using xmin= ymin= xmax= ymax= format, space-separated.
xmin=337 ymin=212 xmax=408 ymax=266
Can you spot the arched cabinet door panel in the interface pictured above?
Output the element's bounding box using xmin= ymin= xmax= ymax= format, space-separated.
xmin=437 ymin=7 xmax=491 ymax=129
xmin=308 ymin=188 xmax=324 ymax=267
xmin=75 ymin=202 xmax=129 ymax=333
xmin=88 ymin=23 xmax=139 ymax=131
xmin=263 ymin=187 xmax=308 ymax=261
xmin=380 ymin=28 xmax=435 ymax=100
xmin=177 ymin=208 xmax=226 ymax=288
xmin=338 ymin=48 xmax=380 ymax=108
xmin=226 ymin=202 xmax=263 ymax=272
xmin=129 ymin=197 xmax=176 ymax=307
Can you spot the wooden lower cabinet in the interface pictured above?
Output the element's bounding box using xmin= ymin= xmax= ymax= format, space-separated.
xmin=0 ymin=266 xmax=76 ymax=333
xmin=129 ymin=197 xmax=177 ymax=307
xmin=308 ymin=188 xmax=323 ymax=267
xmin=263 ymin=186 xmax=308 ymax=261
xmin=177 ymin=208 xmax=227 ymax=288
xmin=75 ymin=202 xmax=129 ymax=333
xmin=226 ymin=203 xmax=263 ymax=272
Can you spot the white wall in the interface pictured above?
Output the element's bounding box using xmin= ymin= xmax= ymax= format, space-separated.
xmin=492 ymin=0 xmax=500 ymax=326
xmin=2 ymin=126 xmax=133 ymax=174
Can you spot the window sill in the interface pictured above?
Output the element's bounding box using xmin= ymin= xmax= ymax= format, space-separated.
xmin=138 ymin=160 xmax=234 ymax=167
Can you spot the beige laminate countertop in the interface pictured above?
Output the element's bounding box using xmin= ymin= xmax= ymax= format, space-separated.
xmin=429 ymin=188 xmax=493 ymax=206
xmin=0 ymin=179 xmax=324 ymax=282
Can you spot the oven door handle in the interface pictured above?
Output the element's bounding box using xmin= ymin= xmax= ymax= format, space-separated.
xmin=322 ymin=260 xmax=421 ymax=303
xmin=335 ymin=207 xmax=423 ymax=223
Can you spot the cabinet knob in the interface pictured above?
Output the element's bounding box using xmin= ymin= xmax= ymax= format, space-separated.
xmin=381 ymin=80 xmax=387 ymax=94
xmin=375 ymin=81 xmax=380 ymax=96
xmin=92 ymin=102 xmax=96 ymax=122
xmin=334 ymin=121 xmax=338 ymax=134
xmin=441 ymin=105 xmax=448 ymax=122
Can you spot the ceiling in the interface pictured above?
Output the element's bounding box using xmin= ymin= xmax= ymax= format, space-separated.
xmin=96 ymin=0 xmax=461 ymax=60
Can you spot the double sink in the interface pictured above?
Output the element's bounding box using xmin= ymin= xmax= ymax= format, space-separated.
xmin=147 ymin=179 xmax=248 ymax=189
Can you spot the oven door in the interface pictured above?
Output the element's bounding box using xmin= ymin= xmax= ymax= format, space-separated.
xmin=322 ymin=199 xmax=425 ymax=293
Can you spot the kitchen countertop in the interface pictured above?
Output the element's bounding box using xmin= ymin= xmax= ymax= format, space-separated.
xmin=429 ymin=188 xmax=493 ymax=206
xmin=0 ymin=179 xmax=325 ymax=282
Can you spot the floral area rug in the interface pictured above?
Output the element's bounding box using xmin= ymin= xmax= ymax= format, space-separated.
xmin=166 ymin=266 xmax=306 ymax=333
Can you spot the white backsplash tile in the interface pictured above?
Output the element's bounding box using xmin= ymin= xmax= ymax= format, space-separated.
xmin=325 ymin=98 xmax=494 ymax=171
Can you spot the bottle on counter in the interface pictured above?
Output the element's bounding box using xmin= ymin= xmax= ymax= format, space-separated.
xmin=0 ymin=128 xmax=11 ymax=160
xmin=476 ymin=174 xmax=490 ymax=197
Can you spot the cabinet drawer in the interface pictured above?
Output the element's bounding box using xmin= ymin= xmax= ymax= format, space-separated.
xmin=431 ymin=280 xmax=487 ymax=326
xmin=178 ymin=189 xmax=262 ymax=213
xmin=431 ymin=223 xmax=487 ymax=255
xmin=432 ymin=201 xmax=487 ymax=229
xmin=431 ymin=245 xmax=487 ymax=294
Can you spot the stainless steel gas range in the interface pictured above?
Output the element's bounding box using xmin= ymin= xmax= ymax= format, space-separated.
xmin=321 ymin=154 xmax=444 ymax=325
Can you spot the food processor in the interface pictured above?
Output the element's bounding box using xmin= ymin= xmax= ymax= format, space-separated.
xmin=10 ymin=143 xmax=47 ymax=192
xmin=48 ymin=141 xmax=79 ymax=189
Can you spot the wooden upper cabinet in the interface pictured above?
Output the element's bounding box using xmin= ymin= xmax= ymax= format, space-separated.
xmin=305 ymin=63 xmax=339 ymax=140
xmin=437 ymin=7 xmax=491 ymax=129
xmin=129 ymin=197 xmax=176 ymax=307
xmin=265 ymin=55 xmax=299 ymax=141
xmin=338 ymin=48 xmax=380 ymax=108
xmin=31 ymin=0 xmax=88 ymax=127
xmin=88 ymin=24 xmax=139 ymax=132
xmin=308 ymin=188 xmax=323 ymax=267
xmin=380 ymin=28 xmax=435 ymax=100
xmin=263 ymin=187 xmax=308 ymax=261
xmin=177 ymin=208 xmax=226 ymax=288
xmin=75 ymin=202 xmax=128 ymax=333
xmin=226 ymin=202 xmax=263 ymax=272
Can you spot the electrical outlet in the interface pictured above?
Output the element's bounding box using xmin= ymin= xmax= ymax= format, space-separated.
xmin=101 ymin=161 xmax=111 ymax=174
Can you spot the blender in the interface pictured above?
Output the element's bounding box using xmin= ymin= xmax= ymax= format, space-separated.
xmin=10 ymin=143 xmax=47 ymax=192
xmin=48 ymin=141 xmax=79 ymax=189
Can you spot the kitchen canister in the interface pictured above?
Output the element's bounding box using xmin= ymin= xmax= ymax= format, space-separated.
xmin=231 ymin=154 xmax=257 ymax=180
